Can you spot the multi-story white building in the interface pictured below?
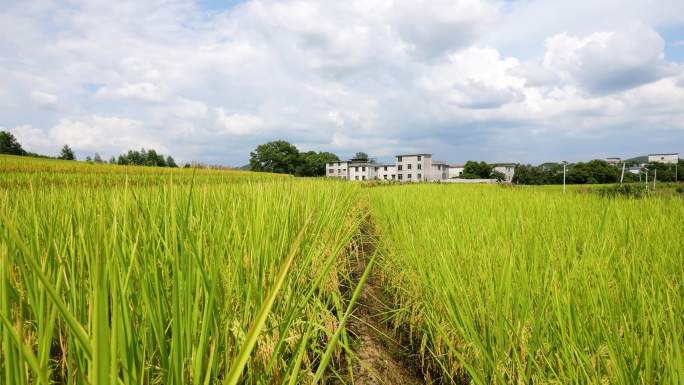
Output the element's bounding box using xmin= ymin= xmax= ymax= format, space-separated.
xmin=326 ymin=153 xmax=449 ymax=182
xmin=493 ymin=163 xmax=516 ymax=183
xmin=395 ymin=154 xmax=448 ymax=182
xmin=376 ymin=164 xmax=397 ymax=180
xmin=648 ymin=153 xmax=679 ymax=164
xmin=348 ymin=162 xmax=377 ymax=181
xmin=326 ymin=161 xmax=351 ymax=179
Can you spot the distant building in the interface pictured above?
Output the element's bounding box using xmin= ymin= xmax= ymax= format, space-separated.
xmin=493 ymin=163 xmax=516 ymax=183
xmin=648 ymin=153 xmax=679 ymax=164
xmin=627 ymin=166 xmax=642 ymax=175
xmin=326 ymin=153 xmax=450 ymax=182
xmin=606 ymin=157 xmax=621 ymax=166
xmin=396 ymin=154 xmax=447 ymax=182
xmin=448 ymin=164 xmax=465 ymax=178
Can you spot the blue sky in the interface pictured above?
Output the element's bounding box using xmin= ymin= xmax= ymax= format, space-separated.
xmin=1 ymin=0 xmax=683 ymax=166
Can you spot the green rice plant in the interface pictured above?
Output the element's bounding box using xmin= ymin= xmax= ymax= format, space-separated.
xmin=0 ymin=155 xmax=365 ymax=384
xmin=370 ymin=184 xmax=684 ymax=384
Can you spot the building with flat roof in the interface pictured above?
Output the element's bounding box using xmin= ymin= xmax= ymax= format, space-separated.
xmin=448 ymin=164 xmax=465 ymax=178
xmin=327 ymin=153 xmax=450 ymax=182
xmin=606 ymin=157 xmax=621 ymax=166
xmin=493 ymin=163 xmax=516 ymax=182
xmin=648 ymin=153 xmax=679 ymax=164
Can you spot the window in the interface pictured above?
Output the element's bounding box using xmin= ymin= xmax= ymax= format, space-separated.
xmin=362 ymin=166 xmax=366 ymax=171
xmin=417 ymin=155 xmax=422 ymax=161
xmin=417 ymin=164 xmax=421 ymax=170
xmin=384 ymin=166 xmax=387 ymax=171
xmin=398 ymin=174 xmax=403 ymax=180
xmin=338 ymin=169 xmax=342 ymax=173
xmin=407 ymin=174 xmax=412 ymax=179
xmin=408 ymin=164 xmax=412 ymax=170
xmin=355 ymin=166 xmax=359 ymax=171
xmin=362 ymin=176 xmax=366 ymax=180
xmin=375 ymin=167 xmax=379 ymax=171
xmin=391 ymin=174 xmax=395 ymax=179
xmin=355 ymin=176 xmax=359 ymax=180
xmin=398 ymin=165 xmax=403 ymax=171
xmin=417 ymin=173 xmax=422 ymax=179
xmin=383 ymin=175 xmax=387 ymax=180
xmin=328 ymin=168 xmax=334 ymax=173
xmin=397 ymin=156 xmax=402 ymax=162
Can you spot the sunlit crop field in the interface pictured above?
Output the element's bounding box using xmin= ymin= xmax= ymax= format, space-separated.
xmin=0 ymin=155 xmax=364 ymax=385
xmin=371 ymin=184 xmax=684 ymax=384
xmin=2 ymin=155 xmax=683 ymax=385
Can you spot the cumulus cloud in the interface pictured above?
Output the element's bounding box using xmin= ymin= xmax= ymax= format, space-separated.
xmin=542 ymin=23 xmax=677 ymax=94
xmin=95 ymin=82 xmax=168 ymax=102
xmin=1 ymin=0 xmax=683 ymax=164
xmin=30 ymin=91 xmax=58 ymax=108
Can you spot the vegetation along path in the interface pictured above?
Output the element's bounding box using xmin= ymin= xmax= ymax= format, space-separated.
xmin=341 ymin=217 xmax=424 ymax=385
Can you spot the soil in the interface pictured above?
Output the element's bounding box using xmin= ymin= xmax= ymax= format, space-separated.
xmin=336 ymin=222 xmax=424 ymax=385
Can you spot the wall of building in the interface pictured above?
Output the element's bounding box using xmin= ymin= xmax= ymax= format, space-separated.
xmin=494 ymin=165 xmax=515 ymax=182
xmin=326 ymin=161 xmax=349 ymax=179
xmin=648 ymin=154 xmax=679 ymax=164
xmin=448 ymin=166 xmax=464 ymax=178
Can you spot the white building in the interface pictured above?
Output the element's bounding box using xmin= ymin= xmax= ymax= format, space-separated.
xmin=376 ymin=164 xmax=397 ymax=180
xmin=327 ymin=153 xmax=450 ymax=182
xmin=348 ymin=163 xmax=377 ymax=181
xmin=448 ymin=164 xmax=465 ymax=178
xmin=395 ymin=154 xmax=448 ymax=182
xmin=493 ymin=164 xmax=516 ymax=183
xmin=326 ymin=161 xmax=350 ymax=179
xmin=606 ymin=157 xmax=621 ymax=166
xmin=648 ymin=153 xmax=679 ymax=164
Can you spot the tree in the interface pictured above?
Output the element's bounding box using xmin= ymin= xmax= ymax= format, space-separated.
xmin=166 ymin=156 xmax=178 ymax=168
xmin=59 ymin=144 xmax=75 ymax=160
xmin=249 ymin=140 xmax=301 ymax=174
xmin=462 ymin=161 xmax=493 ymax=179
xmin=94 ymin=153 xmax=103 ymax=163
xmin=296 ymin=151 xmax=339 ymax=177
xmin=0 ymin=130 xmax=25 ymax=155
xmin=354 ymin=152 xmax=369 ymax=161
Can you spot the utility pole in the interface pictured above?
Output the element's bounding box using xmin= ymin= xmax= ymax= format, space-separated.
xmin=562 ymin=161 xmax=567 ymax=193
xmin=645 ymin=169 xmax=649 ymax=191
xmin=620 ymin=163 xmax=626 ymax=185
xmin=653 ymin=169 xmax=657 ymax=191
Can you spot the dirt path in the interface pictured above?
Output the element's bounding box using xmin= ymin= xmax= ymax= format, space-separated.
xmin=340 ymin=224 xmax=424 ymax=385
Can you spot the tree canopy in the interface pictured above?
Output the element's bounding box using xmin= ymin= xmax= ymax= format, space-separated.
xmin=59 ymin=144 xmax=75 ymax=160
xmin=0 ymin=131 xmax=26 ymax=155
xmin=116 ymin=148 xmax=178 ymax=167
xmin=249 ymin=140 xmax=339 ymax=176
xmin=461 ymin=161 xmax=494 ymax=179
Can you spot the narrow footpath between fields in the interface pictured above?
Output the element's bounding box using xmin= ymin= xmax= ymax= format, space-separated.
xmin=337 ymin=217 xmax=425 ymax=385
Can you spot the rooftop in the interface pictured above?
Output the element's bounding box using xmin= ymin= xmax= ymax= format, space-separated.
xmin=648 ymin=153 xmax=679 ymax=156
xmin=395 ymin=153 xmax=432 ymax=157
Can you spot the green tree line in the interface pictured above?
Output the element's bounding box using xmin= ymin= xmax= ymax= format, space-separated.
xmin=249 ymin=140 xmax=339 ymax=176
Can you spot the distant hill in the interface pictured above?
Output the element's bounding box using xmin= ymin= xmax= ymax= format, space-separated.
xmin=624 ymin=155 xmax=647 ymax=164
xmin=238 ymin=164 xmax=251 ymax=171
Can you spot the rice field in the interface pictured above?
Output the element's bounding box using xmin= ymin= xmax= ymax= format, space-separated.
xmin=370 ymin=184 xmax=684 ymax=384
xmin=0 ymin=155 xmax=365 ymax=385
xmin=1 ymin=155 xmax=683 ymax=384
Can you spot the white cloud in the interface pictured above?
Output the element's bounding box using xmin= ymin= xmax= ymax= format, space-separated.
xmin=30 ymin=91 xmax=58 ymax=107
xmin=213 ymin=108 xmax=264 ymax=135
xmin=95 ymin=82 xmax=168 ymax=102
xmin=1 ymin=0 xmax=683 ymax=165
xmin=542 ymin=23 xmax=676 ymax=94
xmin=48 ymin=116 xmax=167 ymax=154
